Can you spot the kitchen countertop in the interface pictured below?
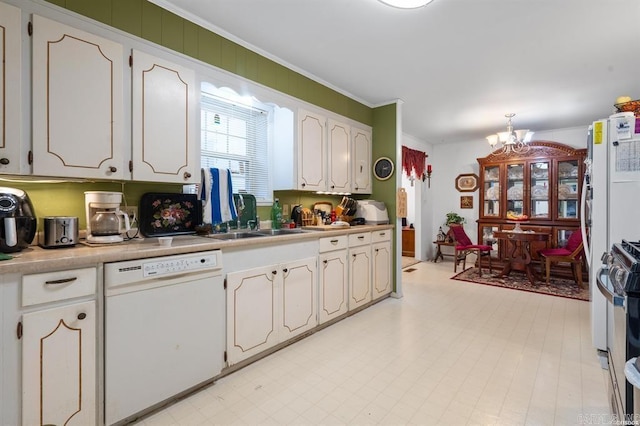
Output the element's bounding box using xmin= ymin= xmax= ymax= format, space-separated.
xmin=0 ymin=224 xmax=394 ymax=275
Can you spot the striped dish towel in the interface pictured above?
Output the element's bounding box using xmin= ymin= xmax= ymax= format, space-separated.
xmin=200 ymin=168 xmax=238 ymax=224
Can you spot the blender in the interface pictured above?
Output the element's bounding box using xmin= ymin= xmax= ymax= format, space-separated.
xmin=84 ymin=191 xmax=130 ymax=243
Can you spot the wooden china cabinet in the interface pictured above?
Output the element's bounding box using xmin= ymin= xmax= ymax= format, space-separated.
xmin=477 ymin=141 xmax=587 ymax=276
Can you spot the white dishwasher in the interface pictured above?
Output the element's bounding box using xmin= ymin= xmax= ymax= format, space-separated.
xmin=104 ymin=250 xmax=224 ymax=425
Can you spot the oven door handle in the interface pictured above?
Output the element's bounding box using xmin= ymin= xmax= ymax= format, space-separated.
xmin=597 ymin=267 xmax=625 ymax=307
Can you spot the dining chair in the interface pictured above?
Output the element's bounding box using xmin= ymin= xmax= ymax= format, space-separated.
xmin=450 ymin=225 xmax=493 ymax=276
xmin=538 ymin=231 xmax=584 ymax=288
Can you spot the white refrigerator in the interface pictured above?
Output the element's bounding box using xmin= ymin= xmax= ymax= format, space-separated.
xmin=587 ymin=112 xmax=640 ymax=352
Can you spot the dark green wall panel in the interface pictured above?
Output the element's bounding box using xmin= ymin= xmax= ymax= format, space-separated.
xmin=197 ymin=27 xmax=221 ymax=67
xmin=65 ymin=0 xmax=111 ymax=25
xmin=112 ymin=0 xmax=142 ymax=37
xmin=161 ymin=10 xmax=184 ymax=53
xmin=141 ymin=1 xmax=162 ymax=45
xmin=183 ymin=20 xmax=199 ymax=59
xmin=220 ymin=38 xmax=237 ymax=73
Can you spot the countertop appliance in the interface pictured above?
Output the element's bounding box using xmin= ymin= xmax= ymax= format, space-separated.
xmin=354 ymin=200 xmax=389 ymax=225
xmin=40 ymin=216 xmax=78 ymax=248
xmin=104 ymin=250 xmax=225 ymax=425
xmin=0 ymin=187 xmax=36 ymax=252
xmin=597 ymin=240 xmax=640 ymax=417
xmin=84 ymin=191 xmax=130 ymax=244
xmin=586 ymin=112 xmax=640 ymax=355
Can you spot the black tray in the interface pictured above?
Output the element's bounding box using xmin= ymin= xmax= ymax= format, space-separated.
xmin=139 ymin=193 xmax=202 ymax=237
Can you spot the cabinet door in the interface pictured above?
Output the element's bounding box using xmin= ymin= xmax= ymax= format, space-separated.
xmin=349 ymin=246 xmax=371 ymax=310
xmin=131 ymin=49 xmax=198 ymax=183
xmin=556 ymin=159 xmax=580 ymax=220
xmin=0 ymin=3 xmax=25 ymax=174
xmin=351 ymin=126 xmax=372 ymax=194
xmin=226 ymin=265 xmax=279 ymax=365
xmin=22 ymin=301 xmax=96 ymax=426
xmin=327 ymin=119 xmax=350 ymax=192
xmin=280 ymin=257 xmax=317 ymax=339
xmin=372 ymin=241 xmax=392 ymax=300
xmin=32 ymin=15 xmax=125 ymax=179
xmin=319 ymin=249 xmax=348 ymax=324
xmin=297 ymin=109 xmax=326 ymax=191
xmin=506 ymin=163 xmax=524 ymax=216
xmin=530 ymin=161 xmax=550 ymax=220
xmin=482 ymin=165 xmax=501 ymax=218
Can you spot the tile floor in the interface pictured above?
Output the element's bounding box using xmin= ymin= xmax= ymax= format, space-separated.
xmin=137 ymin=260 xmax=609 ymax=425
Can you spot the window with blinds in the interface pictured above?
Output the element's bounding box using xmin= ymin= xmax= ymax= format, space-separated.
xmin=200 ymin=91 xmax=271 ymax=203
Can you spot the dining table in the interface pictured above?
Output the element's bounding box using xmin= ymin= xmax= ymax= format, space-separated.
xmin=493 ymin=230 xmax=550 ymax=285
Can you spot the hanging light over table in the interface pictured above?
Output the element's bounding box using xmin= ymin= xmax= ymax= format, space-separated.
xmin=486 ymin=113 xmax=534 ymax=155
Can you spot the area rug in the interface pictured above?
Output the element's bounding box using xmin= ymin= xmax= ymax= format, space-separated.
xmin=451 ymin=268 xmax=589 ymax=301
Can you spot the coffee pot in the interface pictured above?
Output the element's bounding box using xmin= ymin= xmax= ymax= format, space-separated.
xmin=85 ymin=191 xmax=130 ymax=243
xmin=89 ymin=210 xmax=130 ymax=237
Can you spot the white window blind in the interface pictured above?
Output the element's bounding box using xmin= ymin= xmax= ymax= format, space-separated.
xmin=201 ymin=92 xmax=271 ymax=203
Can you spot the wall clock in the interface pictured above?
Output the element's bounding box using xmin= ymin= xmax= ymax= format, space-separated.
xmin=373 ymin=157 xmax=394 ymax=180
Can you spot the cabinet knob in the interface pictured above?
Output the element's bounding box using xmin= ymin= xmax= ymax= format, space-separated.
xmin=301 ymin=183 xmax=306 ymax=187
xmin=77 ymin=313 xmax=87 ymax=320
xmin=323 ymin=260 xmax=328 ymax=264
xmin=352 ymin=254 xmax=356 ymax=258
xmin=108 ymin=166 xmax=117 ymax=173
xmin=375 ymin=248 xmax=379 ymax=252
xmin=331 ymin=185 xmax=335 ymax=189
xmin=0 ymin=158 xmax=9 ymax=165
xmin=272 ymin=270 xmax=277 ymax=275
xmin=283 ymin=268 xmax=288 ymax=273
xmin=184 ymin=171 xmax=192 ymax=179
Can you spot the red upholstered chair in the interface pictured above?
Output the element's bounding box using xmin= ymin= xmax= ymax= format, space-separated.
xmin=450 ymin=225 xmax=493 ymax=276
xmin=538 ymin=231 xmax=584 ymax=288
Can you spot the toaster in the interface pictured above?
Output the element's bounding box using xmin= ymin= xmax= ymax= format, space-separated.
xmin=40 ymin=216 xmax=78 ymax=248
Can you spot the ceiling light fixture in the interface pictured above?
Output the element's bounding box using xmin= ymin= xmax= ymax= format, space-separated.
xmin=486 ymin=113 xmax=534 ymax=155
xmin=378 ymin=0 xmax=434 ymax=9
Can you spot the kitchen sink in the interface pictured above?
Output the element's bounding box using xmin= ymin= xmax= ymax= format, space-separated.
xmin=206 ymin=232 xmax=266 ymax=240
xmin=256 ymin=229 xmax=305 ymax=236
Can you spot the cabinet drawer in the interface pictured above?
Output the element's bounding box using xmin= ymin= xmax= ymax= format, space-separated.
xmin=371 ymin=229 xmax=391 ymax=243
xmin=23 ymin=267 xmax=97 ymax=307
xmin=348 ymin=232 xmax=371 ymax=247
xmin=319 ymin=235 xmax=348 ymax=253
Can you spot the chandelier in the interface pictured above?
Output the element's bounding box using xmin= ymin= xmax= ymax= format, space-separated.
xmin=378 ymin=0 xmax=434 ymax=9
xmin=486 ymin=113 xmax=534 ymax=155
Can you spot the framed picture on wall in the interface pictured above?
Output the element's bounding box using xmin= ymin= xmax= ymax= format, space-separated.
xmin=460 ymin=195 xmax=473 ymax=209
xmin=455 ymin=173 xmax=479 ymax=192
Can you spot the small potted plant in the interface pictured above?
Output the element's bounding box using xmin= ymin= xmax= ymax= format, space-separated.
xmin=445 ymin=212 xmax=466 ymax=227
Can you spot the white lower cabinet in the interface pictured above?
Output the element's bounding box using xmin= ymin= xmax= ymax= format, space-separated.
xmin=20 ymin=267 xmax=98 ymax=426
xmin=318 ymin=236 xmax=348 ymax=324
xmin=22 ymin=301 xmax=97 ymax=426
xmin=226 ymin=256 xmax=317 ymax=365
xmin=348 ymin=232 xmax=372 ymax=311
xmin=372 ymin=229 xmax=393 ymax=300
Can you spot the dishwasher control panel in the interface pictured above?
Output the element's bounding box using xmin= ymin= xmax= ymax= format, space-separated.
xmin=105 ymin=250 xmax=222 ymax=289
xmin=143 ymin=253 xmax=218 ymax=277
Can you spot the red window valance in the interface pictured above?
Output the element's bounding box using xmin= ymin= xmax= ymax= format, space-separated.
xmin=402 ymin=145 xmax=427 ymax=178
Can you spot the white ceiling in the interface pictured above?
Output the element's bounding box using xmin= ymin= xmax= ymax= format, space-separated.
xmin=151 ymin=0 xmax=640 ymax=144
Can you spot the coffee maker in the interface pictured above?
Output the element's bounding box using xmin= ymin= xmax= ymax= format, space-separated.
xmin=0 ymin=187 xmax=37 ymax=252
xmin=84 ymin=191 xmax=130 ymax=243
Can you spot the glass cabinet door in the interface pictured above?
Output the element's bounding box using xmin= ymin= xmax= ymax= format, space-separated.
xmin=506 ymin=163 xmax=524 ymax=215
xmin=483 ymin=165 xmax=500 ymax=217
xmin=530 ymin=161 xmax=549 ymax=219
xmin=557 ymin=160 xmax=579 ymax=219
xmin=481 ymin=225 xmax=499 ymax=253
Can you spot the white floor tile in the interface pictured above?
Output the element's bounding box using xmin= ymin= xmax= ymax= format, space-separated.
xmin=132 ymin=260 xmax=608 ymax=426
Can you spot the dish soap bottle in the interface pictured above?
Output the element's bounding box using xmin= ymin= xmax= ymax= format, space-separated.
xmin=271 ymin=198 xmax=282 ymax=229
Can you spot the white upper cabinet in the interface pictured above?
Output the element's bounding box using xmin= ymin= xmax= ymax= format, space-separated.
xmin=351 ymin=126 xmax=372 ymax=194
xmin=0 ymin=3 xmax=26 ymax=175
xmin=327 ymin=119 xmax=351 ymax=193
xmin=297 ymin=109 xmax=327 ymax=191
xmin=32 ymin=15 xmax=125 ymax=179
xmin=131 ymin=50 xmax=198 ymax=183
